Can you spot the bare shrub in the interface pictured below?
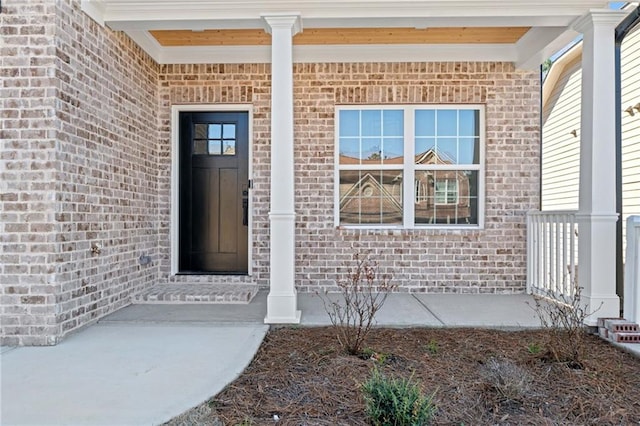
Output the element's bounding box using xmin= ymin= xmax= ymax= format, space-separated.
xmin=528 ymin=284 xmax=601 ymax=368
xmin=318 ymin=252 xmax=396 ymax=355
xmin=481 ymin=358 xmax=532 ymax=403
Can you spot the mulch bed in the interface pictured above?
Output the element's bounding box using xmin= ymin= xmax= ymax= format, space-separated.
xmin=167 ymin=327 xmax=640 ymax=425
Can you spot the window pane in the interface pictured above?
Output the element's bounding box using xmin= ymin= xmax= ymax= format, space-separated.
xmin=434 ymin=179 xmax=458 ymax=204
xmin=415 ymin=137 xmax=436 ymax=163
xmin=339 ymin=138 xmax=360 ymax=164
xmin=361 ymin=138 xmax=382 ymax=163
xmin=383 ymin=110 xmax=403 ymax=136
xmin=437 ymin=110 xmax=457 ymax=136
xmin=459 ymin=110 xmax=479 ymax=137
xmin=415 ymin=170 xmax=478 ymax=225
xmin=459 ymin=137 xmax=479 ymax=164
xmin=382 ymin=138 xmax=403 ymax=163
xmin=339 ymin=170 xmax=402 ymax=225
xmin=193 ymin=139 xmax=207 ymax=155
xmin=222 ymin=124 xmax=235 ymax=139
xmin=208 ymin=124 xmax=222 ymax=139
xmin=436 ymin=138 xmax=457 ymax=164
xmin=208 ymin=140 xmax=221 ymax=155
xmin=339 ymin=110 xmax=360 ymax=137
xmin=337 ymin=107 xmax=482 ymax=228
xmin=195 ymin=124 xmax=208 ymax=139
xmin=222 ymin=140 xmax=235 ymax=155
xmin=361 ymin=110 xmax=382 ymax=136
xmin=415 ymin=110 xmax=435 ymax=136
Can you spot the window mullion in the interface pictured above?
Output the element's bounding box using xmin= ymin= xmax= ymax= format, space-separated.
xmin=403 ymin=106 xmax=415 ymax=228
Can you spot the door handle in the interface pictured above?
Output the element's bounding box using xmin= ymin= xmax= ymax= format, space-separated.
xmin=242 ymin=189 xmax=249 ymax=226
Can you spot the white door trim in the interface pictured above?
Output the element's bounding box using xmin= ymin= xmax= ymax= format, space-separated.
xmin=170 ymin=104 xmax=254 ymax=275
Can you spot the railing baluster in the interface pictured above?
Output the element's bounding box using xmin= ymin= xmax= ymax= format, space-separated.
xmin=526 ymin=210 xmax=578 ymax=303
xmin=562 ymin=215 xmax=569 ymax=295
xmin=570 ymin=215 xmax=577 ymax=298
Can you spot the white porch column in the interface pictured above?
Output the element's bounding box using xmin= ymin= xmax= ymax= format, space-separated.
xmin=262 ymin=14 xmax=302 ymax=324
xmin=573 ymin=10 xmax=627 ymax=324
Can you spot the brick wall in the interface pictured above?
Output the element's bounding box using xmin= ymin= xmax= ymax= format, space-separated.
xmin=1 ymin=0 xmax=60 ymax=345
xmin=1 ymin=0 xmax=160 ymax=345
xmin=158 ymin=62 xmax=540 ymax=294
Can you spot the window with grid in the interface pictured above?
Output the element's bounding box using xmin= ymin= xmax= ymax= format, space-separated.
xmin=336 ymin=106 xmax=483 ymax=228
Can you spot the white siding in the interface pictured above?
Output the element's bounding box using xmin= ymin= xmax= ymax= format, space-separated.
xmin=542 ymin=57 xmax=581 ymax=210
xmin=542 ymin=24 xmax=640 ymax=256
xmin=621 ymin=25 xmax=640 ymax=252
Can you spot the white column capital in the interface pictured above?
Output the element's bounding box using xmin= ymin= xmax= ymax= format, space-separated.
xmin=572 ymin=9 xmax=628 ymax=33
xmin=261 ymin=14 xmax=302 ymax=36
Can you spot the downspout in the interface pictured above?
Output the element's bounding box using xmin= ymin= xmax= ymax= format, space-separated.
xmin=615 ymin=5 xmax=640 ymax=310
xmin=539 ymin=63 xmax=544 ymax=211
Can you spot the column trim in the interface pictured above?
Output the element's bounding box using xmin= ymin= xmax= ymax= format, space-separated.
xmin=572 ymin=9 xmax=628 ymax=33
xmin=261 ymin=14 xmax=302 ymax=35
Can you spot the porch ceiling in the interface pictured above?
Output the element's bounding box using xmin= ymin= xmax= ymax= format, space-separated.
xmin=150 ymin=27 xmax=531 ymax=47
xmin=81 ymin=0 xmax=612 ymax=69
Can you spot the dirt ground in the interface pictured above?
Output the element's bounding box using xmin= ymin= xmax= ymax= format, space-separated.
xmin=167 ymin=327 xmax=640 ymax=425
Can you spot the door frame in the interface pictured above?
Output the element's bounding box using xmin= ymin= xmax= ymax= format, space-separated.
xmin=171 ymin=104 xmax=254 ymax=275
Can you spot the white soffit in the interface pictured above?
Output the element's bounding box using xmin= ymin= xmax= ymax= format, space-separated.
xmin=83 ymin=0 xmax=613 ymax=68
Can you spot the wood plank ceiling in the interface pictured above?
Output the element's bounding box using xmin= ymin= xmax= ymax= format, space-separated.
xmin=150 ymin=27 xmax=531 ymax=46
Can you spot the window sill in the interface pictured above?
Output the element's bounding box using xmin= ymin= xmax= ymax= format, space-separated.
xmin=336 ymin=224 xmax=483 ymax=231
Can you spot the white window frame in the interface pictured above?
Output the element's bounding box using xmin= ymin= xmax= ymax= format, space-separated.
xmin=334 ymin=104 xmax=485 ymax=230
xmin=434 ymin=179 xmax=459 ymax=205
xmin=170 ymin=104 xmax=254 ymax=275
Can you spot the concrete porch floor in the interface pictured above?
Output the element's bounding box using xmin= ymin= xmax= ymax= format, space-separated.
xmin=106 ymin=290 xmax=544 ymax=328
xmin=2 ymin=291 xmax=638 ymax=425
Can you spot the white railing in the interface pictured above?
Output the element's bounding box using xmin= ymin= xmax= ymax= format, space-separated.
xmin=527 ymin=210 xmax=579 ymax=300
xmin=624 ymin=216 xmax=640 ymax=324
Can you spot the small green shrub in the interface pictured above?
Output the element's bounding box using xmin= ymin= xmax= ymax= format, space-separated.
xmin=362 ymin=368 xmax=435 ymax=426
xmin=526 ymin=342 xmax=542 ymax=355
xmin=424 ymin=340 xmax=439 ymax=355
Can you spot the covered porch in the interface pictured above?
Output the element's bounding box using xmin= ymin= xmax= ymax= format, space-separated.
xmin=81 ymin=0 xmax=627 ymax=325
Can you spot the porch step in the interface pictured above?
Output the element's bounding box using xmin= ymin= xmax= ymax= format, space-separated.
xmin=597 ymin=317 xmax=640 ymax=344
xmin=133 ymin=284 xmax=259 ymax=304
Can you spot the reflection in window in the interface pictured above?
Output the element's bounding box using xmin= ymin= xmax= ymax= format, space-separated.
xmin=435 ymin=179 xmax=458 ymax=205
xmin=339 ymin=109 xmax=404 ymax=165
xmin=414 ymin=109 xmax=479 ymax=166
xmin=193 ymin=123 xmax=237 ymax=156
xmin=337 ymin=106 xmax=482 ymax=227
xmin=414 ymin=171 xmax=478 ymax=225
xmin=339 ymin=170 xmax=403 ymax=225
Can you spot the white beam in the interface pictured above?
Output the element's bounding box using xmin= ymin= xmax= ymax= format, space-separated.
xmin=107 ymin=16 xmax=575 ymax=31
xmin=124 ymin=31 xmax=163 ymax=63
xmin=515 ymin=27 xmax=579 ymax=70
xmin=263 ymin=14 xmax=302 ymax=324
xmin=84 ymin=0 xmax=608 ymax=30
xmin=133 ymin=42 xmax=517 ymax=65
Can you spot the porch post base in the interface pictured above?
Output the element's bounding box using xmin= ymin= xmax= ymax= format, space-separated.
xmin=582 ymin=294 xmax=620 ymax=326
xmin=576 ymin=212 xmax=620 ymax=324
xmin=264 ymin=292 xmax=301 ymax=324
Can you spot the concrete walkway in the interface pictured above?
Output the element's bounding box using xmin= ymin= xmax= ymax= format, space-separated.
xmin=2 ymin=291 xmax=627 ymax=426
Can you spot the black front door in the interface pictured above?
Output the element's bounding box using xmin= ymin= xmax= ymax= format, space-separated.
xmin=179 ymin=111 xmax=249 ymax=274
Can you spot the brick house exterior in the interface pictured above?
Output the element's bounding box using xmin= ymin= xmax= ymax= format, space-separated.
xmin=0 ymin=0 xmax=625 ymax=344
